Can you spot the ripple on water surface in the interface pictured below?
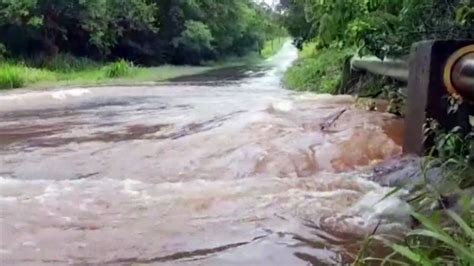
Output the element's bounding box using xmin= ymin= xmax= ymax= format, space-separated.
xmin=0 ymin=42 xmax=409 ymax=265
xmin=0 ymin=173 xmax=410 ymax=265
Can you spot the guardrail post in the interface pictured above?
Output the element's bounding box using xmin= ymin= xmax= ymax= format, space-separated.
xmin=404 ymin=40 xmax=474 ymax=155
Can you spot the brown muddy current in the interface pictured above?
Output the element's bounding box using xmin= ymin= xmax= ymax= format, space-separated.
xmin=0 ymin=43 xmax=411 ymax=265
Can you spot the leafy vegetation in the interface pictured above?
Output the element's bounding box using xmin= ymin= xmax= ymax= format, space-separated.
xmin=0 ymin=64 xmax=25 ymax=89
xmin=355 ymin=208 xmax=473 ymax=266
xmin=0 ymin=62 xmax=57 ymax=89
xmin=0 ymin=0 xmax=284 ymax=67
xmin=0 ymin=0 xmax=287 ymax=89
xmin=426 ymin=126 xmax=474 ymax=191
xmin=0 ymin=53 xmax=264 ymax=89
xmin=262 ymin=37 xmax=287 ymax=59
xmin=104 ymin=60 xmax=132 ymax=78
xmin=279 ymin=0 xmax=473 ymax=58
xmin=173 ymin=20 xmax=214 ymax=65
xmin=279 ymin=0 xmax=474 ymax=93
xmin=284 ymin=44 xmax=353 ymax=93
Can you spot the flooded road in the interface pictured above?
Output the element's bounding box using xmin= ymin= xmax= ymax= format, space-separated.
xmin=0 ymin=42 xmax=409 ymax=265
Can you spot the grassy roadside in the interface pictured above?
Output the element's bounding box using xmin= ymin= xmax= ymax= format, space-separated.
xmin=261 ymin=37 xmax=288 ymax=59
xmin=0 ymin=62 xmax=211 ymax=90
xmin=0 ymin=53 xmax=262 ymax=90
xmin=283 ymin=42 xmax=354 ymax=94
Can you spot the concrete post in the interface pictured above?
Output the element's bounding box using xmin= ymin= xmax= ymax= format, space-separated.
xmin=404 ymin=40 xmax=474 ymax=155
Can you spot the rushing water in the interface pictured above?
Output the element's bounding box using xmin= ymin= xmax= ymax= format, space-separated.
xmin=0 ymin=42 xmax=410 ymax=265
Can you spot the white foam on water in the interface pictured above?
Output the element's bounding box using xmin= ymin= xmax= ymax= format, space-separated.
xmin=0 ymin=176 xmax=45 ymax=186
xmin=121 ymin=179 xmax=143 ymax=196
xmin=0 ymin=249 xmax=11 ymax=255
xmin=271 ymin=100 xmax=294 ymax=112
xmin=0 ymin=196 xmax=17 ymax=202
xmin=0 ymin=88 xmax=92 ymax=111
xmin=295 ymin=93 xmax=355 ymax=104
xmin=0 ymin=157 xmax=411 ymax=236
xmin=120 ymin=178 xmax=155 ymax=204
xmin=0 ymin=88 xmax=91 ymax=101
xmin=51 ymin=89 xmax=91 ymax=100
xmin=0 ymin=174 xmax=412 ymax=263
xmin=349 ymin=187 xmax=412 ymax=223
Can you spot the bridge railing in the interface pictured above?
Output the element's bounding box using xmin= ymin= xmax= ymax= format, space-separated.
xmin=349 ymin=41 xmax=473 ymax=155
xmin=351 ymin=55 xmax=409 ymax=82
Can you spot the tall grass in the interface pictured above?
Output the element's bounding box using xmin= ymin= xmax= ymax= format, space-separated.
xmin=28 ymin=53 xmax=99 ymax=72
xmin=356 ymin=207 xmax=473 ymax=266
xmin=0 ymin=53 xmax=259 ymax=89
xmin=0 ymin=59 xmax=134 ymax=89
xmin=0 ymin=63 xmax=56 ymax=90
xmin=284 ymin=45 xmax=354 ymax=94
xmin=104 ymin=59 xmax=133 ymax=78
xmin=0 ymin=64 xmax=25 ymax=89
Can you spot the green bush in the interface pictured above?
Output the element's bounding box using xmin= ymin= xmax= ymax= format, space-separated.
xmin=0 ymin=64 xmax=25 ymax=89
xmin=284 ymin=45 xmax=353 ymax=94
xmin=175 ymin=21 xmax=214 ymax=52
xmin=104 ymin=60 xmax=132 ymax=78
xmin=173 ymin=20 xmax=215 ymax=64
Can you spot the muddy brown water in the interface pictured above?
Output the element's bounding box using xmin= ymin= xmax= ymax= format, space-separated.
xmin=0 ymin=43 xmax=411 ymax=265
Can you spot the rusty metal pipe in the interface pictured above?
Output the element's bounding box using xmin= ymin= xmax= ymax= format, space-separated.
xmin=444 ymin=45 xmax=474 ymax=102
xmin=452 ymin=53 xmax=474 ymax=101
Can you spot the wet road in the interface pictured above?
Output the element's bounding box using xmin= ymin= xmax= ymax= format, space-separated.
xmin=0 ymin=42 xmax=410 ymax=265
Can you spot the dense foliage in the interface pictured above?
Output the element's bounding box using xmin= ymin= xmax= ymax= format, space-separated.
xmin=0 ymin=0 xmax=284 ymax=66
xmin=280 ymin=0 xmax=474 ymax=58
xmin=281 ymin=0 xmax=474 ymax=95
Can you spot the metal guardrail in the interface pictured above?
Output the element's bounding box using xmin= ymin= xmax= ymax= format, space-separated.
xmin=350 ymin=55 xmax=409 ymax=82
xmin=349 ymin=42 xmax=473 ymax=155
xmin=351 ymin=45 xmax=474 ymax=101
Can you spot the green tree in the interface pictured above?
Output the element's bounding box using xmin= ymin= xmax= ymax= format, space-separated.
xmin=280 ymin=0 xmax=474 ymax=58
xmin=0 ymin=0 xmax=282 ymax=65
xmin=173 ymin=20 xmax=214 ymax=64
